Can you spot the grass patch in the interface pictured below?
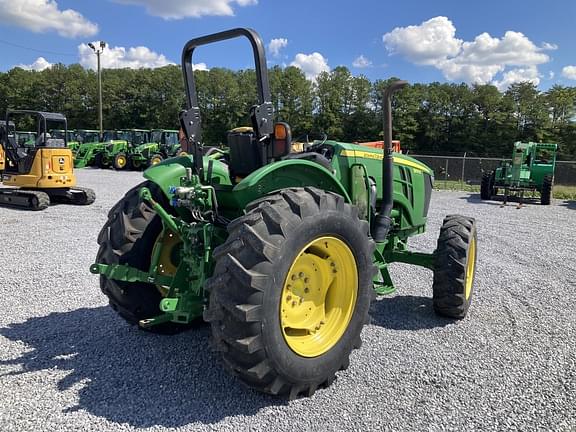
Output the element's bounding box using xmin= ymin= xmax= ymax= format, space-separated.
xmin=434 ymin=180 xmax=576 ymax=200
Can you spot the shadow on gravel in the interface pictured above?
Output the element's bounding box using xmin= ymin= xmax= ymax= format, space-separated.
xmin=370 ymin=295 xmax=452 ymax=330
xmin=461 ymin=193 xmax=541 ymax=206
xmin=561 ymin=200 xmax=576 ymax=209
xmin=0 ymin=307 xmax=284 ymax=427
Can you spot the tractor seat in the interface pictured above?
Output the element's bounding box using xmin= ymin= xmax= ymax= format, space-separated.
xmin=227 ymin=127 xmax=263 ymax=177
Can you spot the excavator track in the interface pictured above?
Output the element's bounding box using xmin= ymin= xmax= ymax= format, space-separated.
xmin=0 ymin=188 xmax=50 ymax=211
xmin=47 ymin=187 xmax=96 ymax=206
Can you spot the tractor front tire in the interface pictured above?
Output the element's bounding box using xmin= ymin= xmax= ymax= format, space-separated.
xmin=114 ymin=153 xmax=128 ymax=170
xmin=149 ymin=154 xmax=163 ymax=166
xmin=540 ymin=175 xmax=553 ymax=205
xmin=432 ymin=215 xmax=477 ymax=319
xmin=204 ymin=188 xmax=376 ymax=398
xmin=480 ymin=172 xmax=493 ymax=200
xmin=96 ymin=181 xmax=182 ymax=333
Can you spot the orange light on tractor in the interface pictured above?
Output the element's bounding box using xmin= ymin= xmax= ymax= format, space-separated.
xmin=274 ymin=123 xmax=288 ymax=140
xmin=271 ymin=122 xmax=292 ymax=158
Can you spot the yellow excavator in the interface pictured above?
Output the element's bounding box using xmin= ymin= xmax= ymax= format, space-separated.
xmin=0 ymin=110 xmax=95 ymax=210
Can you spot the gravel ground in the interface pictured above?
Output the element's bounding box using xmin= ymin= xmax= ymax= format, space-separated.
xmin=0 ymin=168 xmax=575 ymax=432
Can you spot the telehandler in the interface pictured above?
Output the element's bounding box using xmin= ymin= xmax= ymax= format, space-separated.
xmin=481 ymin=141 xmax=557 ymax=205
xmin=91 ymin=28 xmax=477 ymax=398
xmin=0 ymin=110 xmax=95 ymax=210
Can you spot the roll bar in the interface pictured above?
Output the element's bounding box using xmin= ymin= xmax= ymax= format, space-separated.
xmin=180 ymin=28 xmax=274 ymax=177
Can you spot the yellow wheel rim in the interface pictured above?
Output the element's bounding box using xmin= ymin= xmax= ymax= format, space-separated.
xmin=150 ymin=156 xmax=162 ymax=165
xmin=117 ymin=156 xmax=126 ymax=168
xmin=153 ymin=230 xmax=182 ymax=296
xmin=464 ymin=237 xmax=476 ymax=300
xmin=280 ymin=236 xmax=358 ymax=357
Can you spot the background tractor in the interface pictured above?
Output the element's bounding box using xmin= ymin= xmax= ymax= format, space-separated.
xmin=481 ymin=141 xmax=557 ymax=205
xmin=0 ymin=110 xmax=95 ymax=210
xmin=91 ymin=28 xmax=477 ymax=398
xmin=94 ymin=129 xmax=150 ymax=170
xmin=76 ymin=129 xmax=121 ymax=168
xmin=127 ymin=129 xmax=180 ymax=169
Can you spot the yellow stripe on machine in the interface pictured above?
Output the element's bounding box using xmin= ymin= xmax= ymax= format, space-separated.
xmin=340 ymin=149 xmax=430 ymax=173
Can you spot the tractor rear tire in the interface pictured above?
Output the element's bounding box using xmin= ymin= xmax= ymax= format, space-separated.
xmin=204 ymin=187 xmax=376 ymax=398
xmin=480 ymin=172 xmax=493 ymax=200
xmin=129 ymin=156 xmax=143 ymax=170
xmin=432 ymin=215 xmax=477 ymax=319
xmin=94 ymin=152 xmax=108 ymax=169
xmin=96 ymin=181 xmax=184 ymax=333
xmin=540 ymin=175 xmax=553 ymax=205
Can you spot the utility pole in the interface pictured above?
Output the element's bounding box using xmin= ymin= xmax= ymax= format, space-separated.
xmin=88 ymin=41 xmax=106 ymax=138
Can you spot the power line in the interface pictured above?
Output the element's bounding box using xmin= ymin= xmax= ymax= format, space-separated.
xmin=0 ymin=38 xmax=77 ymax=57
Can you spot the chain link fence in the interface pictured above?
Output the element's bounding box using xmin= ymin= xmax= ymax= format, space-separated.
xmin=409 ymin=154 xmax=576 ymax=186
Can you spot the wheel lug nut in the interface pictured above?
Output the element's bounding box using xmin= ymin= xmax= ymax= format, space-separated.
xmin=286 ymin=295 xmax=292 ymax=301
xmin=304 ymin=278 xmax=309 ymax=283
xmin=291 ymin=275 xmax=297 ymax=281
xmin=304 ymin=287 xmax=309 ymax=293
xmin=299 ymin=272 xmax=304 ymax=278
xmin=292 ymin=301 xmax=297 ymax=307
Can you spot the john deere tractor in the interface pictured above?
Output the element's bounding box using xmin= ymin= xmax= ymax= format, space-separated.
xmin=72 ymin=130 xmax=104 ymax=168
xmin=91 ymin=28 xmax=477 ymax=398
xmin=481 ymin=141 xmax=557 ymax=205
xmin=94 ymin=129 xmax=150 ymax=170
xmin=0 ymin=110 xmax=95 ymax=210
xmin=127 ymin=129 xmax=180 ymax=169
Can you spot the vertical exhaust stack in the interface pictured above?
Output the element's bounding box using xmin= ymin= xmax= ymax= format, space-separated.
xmin=372 ymin=80 xmax=408 ymax=243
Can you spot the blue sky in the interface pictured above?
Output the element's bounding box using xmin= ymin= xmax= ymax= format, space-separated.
xmin=0 ymin=0 xmax=575 ymax=90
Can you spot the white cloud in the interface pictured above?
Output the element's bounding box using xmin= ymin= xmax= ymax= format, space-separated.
xmin=493 ymin=66 xmax=540 ymax=91
xmin=15 ymin=57 xmax=52 ymax=71
xmin=383 ymin=16 xmax=554 ymax=88
xmin=268 ymin=38 xmax=288 ymax=57
xmin=352 ymin=55 xmax=372 ymax=68
xmin=548 ymin=71 xmax=555 ymax=79
xmin=78 ymin=42 xmax=174 ymax=70
xmin=562 ymin=66 xmax=576 ymax=80
xmin=383 ymin=16 xmax=462 ymax=65
xmin=542 ymin=42 xmax=558 ymax=51
xmin=290 ymin=52 xmax=330 ymax=81
xmin=193 ymin=62 xmax=208 ymax=71
xmin=113 ymin=0 xmax=257 ymax=19
xmin=0 ymin=0 xmax=98 ymax=38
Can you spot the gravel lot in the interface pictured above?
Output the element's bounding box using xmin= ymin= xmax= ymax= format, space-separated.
xmin=0 ymin=168 xmax=575 ymax=432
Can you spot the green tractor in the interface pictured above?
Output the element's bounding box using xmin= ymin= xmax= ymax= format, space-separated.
xmin=91 ymin=28 xmax=478 ymax=398
xmin=481 ymin=141 xmax=557 ymax=205
xmin=128 ymin=129 xmax=180 ymax=170
xmin=94 ymin=129 xmax=150 ymax=170
xmin=72 ymin=130 xmax=104 ymax=168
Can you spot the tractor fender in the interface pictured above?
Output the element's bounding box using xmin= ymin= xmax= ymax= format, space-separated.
xmin=232 ymin=159 xmax=351 ymax=207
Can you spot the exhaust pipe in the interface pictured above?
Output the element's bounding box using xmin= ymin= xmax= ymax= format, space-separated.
xmin=372 ymin=80 xmax=408 ymax=243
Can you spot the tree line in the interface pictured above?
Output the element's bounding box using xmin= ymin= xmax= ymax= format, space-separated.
xmin=0 ymin=63 xmax=575 ymax=159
